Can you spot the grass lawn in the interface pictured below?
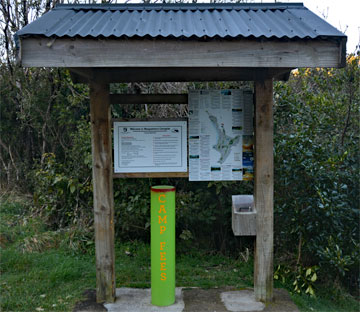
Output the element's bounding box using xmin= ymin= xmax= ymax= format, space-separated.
xmin=1 ymin=195 xmax=359 ymax=311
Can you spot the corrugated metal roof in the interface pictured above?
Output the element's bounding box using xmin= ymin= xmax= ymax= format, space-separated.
xmin=16 ymin=3 xmax=345 ymax=40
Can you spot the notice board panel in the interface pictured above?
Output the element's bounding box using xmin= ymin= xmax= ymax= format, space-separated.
xmin=114 ymin=121 xmax=187 ymax=173
xmin=188 ymin=89 xmax=254 ymax=181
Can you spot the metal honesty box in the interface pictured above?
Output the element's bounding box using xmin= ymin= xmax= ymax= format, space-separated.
xmin=232 ymin=195 xmax=256 ymax=236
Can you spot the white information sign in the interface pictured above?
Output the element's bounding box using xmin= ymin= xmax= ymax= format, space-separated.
xmin=188 ymin=90 xmax=254 ymax=181
xmin=114 ymin=121 xmax=187 ymax=173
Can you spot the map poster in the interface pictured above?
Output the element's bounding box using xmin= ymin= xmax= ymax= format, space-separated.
xmin=188 ymin=90 xmax=254 ymax=181
xmin=113 ymin=121 xmax=187 ymax=173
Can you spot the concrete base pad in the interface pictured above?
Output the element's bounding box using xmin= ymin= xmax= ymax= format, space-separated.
xmin=74 ymin=287 xmax=299 ymax=312
xmin=105 ymin=288 xmax=184 ymax=312
xmin=221 ymin=290 xmax=265 ymax=311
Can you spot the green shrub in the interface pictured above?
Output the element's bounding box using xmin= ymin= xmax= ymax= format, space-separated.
xmin=274 ymin=55 xmax=360 ymax=291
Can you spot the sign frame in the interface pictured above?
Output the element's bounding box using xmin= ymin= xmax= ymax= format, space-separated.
xmin=113 ymin=120 xmax=187 ymax=174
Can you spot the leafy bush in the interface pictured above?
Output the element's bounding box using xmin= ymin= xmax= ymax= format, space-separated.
xmin=274 ymin=55 xmax=360 ymax=291
xmin=275 ymin=264 xmax=318 ymax=296
xmin=31 ymin=117 xmax=94 ymax=242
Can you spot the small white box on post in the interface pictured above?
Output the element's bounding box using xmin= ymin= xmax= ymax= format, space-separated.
xmin=232 ymin=195 xmax=256 ymax=236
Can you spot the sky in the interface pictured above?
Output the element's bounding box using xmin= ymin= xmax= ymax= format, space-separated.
xmin=281 ymin=0 xmax=360 ymax=53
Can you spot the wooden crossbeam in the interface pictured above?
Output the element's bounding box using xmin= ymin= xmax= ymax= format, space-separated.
xmin=20 ymin=38 xmax=345 ymax=68
xmin=110 ymin=94 xmax=188 ymax=105
xmin=113 ymin=172 xmax=189 ymax=178
xmin=69 ymin=67 xmax=292 ymax=83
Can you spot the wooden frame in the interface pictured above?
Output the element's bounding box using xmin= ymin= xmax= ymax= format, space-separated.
xmin=16 ymin=21 xmax=346 ymax=305
xmin=90 ymin=83 xmax=116 ymax=303
xmin=20 ymin=37 xmax=345 ymax=69
xmin=69 ymin=67 xmax=292 ymax=83
xmin=254 ymin=80 xmax=274 ymax=302
xmin=110 ymin=94 xmax=188 ymax=105
xmin=113 ymin=172 xmax=188 ymax=178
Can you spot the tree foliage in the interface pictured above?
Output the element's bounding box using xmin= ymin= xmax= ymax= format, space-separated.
xmin=1 ymin=0 xmax=359 ymax=294
xmin=273 ymin=58 xmax=360 ymax=291
xmin=0 ymin=0 xmax=90 ymax=187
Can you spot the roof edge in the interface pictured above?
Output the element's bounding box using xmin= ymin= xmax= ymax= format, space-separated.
xmin=16 ymin=33 xmax=347 ymax=40
xmin=53 ymin=2 xmax=306 ymax=11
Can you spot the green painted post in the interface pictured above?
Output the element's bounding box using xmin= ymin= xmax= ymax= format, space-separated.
xmin=151 ymin=185 xmax=176 ymax=306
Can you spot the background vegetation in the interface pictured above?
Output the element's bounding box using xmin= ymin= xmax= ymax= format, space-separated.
xmin=1 ymin=0 xmax=359 ymax=311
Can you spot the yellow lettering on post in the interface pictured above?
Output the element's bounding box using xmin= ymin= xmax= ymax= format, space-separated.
xmin=158 ymin=194 xmax=166 ymax=203
xmin=160 ymin=242 xmax=166 ymax=250
xmin=160 ymin=252 xmax=166 ymax=261
xmin=161 ymin=273 xmax=167 ymax=281
xmin=160 ymin=226 xmax=166 ymax=234
xmin=160 ymin=262 xmax=167 ymax=271
xmin=158 ymin=215 xmax=167 ymax=224
xmin=158 ymin=204 xmax=167 ymax=214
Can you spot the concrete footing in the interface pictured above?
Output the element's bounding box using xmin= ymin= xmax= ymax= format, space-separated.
xmin=104 ymin=288 xmax=184 ymax=312
xmin=74 ymin=287 xmax=299 ymax=312
xmin=221 ymin=290 xmax=265 ymax=312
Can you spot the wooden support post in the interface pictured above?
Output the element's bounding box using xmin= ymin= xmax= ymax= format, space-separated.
xmin=90 ymin=82 xmax=116 ymax=303
xmin=254 ymin=79 xmax=274 ymax=302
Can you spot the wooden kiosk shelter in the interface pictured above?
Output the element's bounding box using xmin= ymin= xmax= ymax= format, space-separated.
xmin=16 ymin=2 xmax=346 ymax=304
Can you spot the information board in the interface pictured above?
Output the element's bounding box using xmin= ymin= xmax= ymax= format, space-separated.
xmin=114 ymin=121 xmax=187 ymax=173
xmin=188 ymin=90 xmax=254 ymax=181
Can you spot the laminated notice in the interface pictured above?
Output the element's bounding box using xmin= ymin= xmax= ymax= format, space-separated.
xmin=188 ymin=90 xmax=253 ymax=181
xmin=114 ymin=121 xmax=187 ymax=173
